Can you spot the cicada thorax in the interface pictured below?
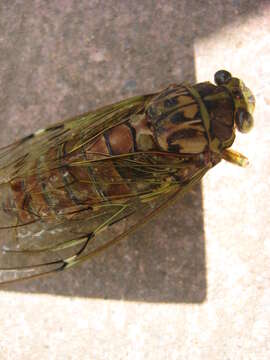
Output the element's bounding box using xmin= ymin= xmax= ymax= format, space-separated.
xmin=146 ymin=81 xmax=236 ymax=155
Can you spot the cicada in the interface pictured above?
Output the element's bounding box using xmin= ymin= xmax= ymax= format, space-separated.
xmin=0 ymin=70 xmax=255 ymax=285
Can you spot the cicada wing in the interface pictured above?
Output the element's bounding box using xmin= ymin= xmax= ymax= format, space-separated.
xmin=0 ymin=198 xmax=137 ymax=284
xmin=0 ymin=162 xmax=208 ymax=285
xmin=0 ymin=94 xmax=151 ymax=181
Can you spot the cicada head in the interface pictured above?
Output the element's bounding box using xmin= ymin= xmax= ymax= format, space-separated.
xmin=214 ymin=70 xmax=255 ymax=134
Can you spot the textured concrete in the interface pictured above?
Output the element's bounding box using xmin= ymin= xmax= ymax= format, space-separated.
xmin=0 ymin=1 xmax=269 ymax=359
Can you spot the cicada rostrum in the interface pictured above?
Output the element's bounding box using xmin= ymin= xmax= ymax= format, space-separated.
xmin=0 ymin=70 xmax=255 ymax=285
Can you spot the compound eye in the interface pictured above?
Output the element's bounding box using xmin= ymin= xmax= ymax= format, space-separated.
xmin=214 ymin=70 xmax=232 ymax=85
xmin=235 ymin=108 xmax=254 ymax=133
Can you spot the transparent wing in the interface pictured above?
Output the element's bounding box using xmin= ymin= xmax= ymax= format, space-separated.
xmin=0 ymin=151 xmax=208 ymax=285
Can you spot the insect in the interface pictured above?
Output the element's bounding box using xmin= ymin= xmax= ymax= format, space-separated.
xmin=0 ymin=70 xmax=255 ymax=285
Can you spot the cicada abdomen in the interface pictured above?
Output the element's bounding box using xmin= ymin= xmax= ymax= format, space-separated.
xmin=0 ymin=70 xmax=255 ymax=284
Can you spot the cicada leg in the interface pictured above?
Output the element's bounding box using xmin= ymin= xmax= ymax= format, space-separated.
xmin=222 ymin=148 xmax=249 ymax=167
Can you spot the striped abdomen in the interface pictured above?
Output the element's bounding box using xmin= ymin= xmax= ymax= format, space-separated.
xmin=7 ymin=112 xmax=157 ymax=224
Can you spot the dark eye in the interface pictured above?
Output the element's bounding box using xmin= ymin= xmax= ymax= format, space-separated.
xmin=235 ymin=108 xmax=254 ymax=133
xmin=214 ymin=70 xmax=232 ymax=85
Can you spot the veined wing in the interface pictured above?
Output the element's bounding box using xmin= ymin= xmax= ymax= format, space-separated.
xmin=0 ymin=151 xmax=208 ymax=285
xmin=0 ymin=94 xmax=152 ymax=181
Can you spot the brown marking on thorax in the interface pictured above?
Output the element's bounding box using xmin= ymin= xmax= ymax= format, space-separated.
xmin=194 ymin=82 xmax=234 ymax=143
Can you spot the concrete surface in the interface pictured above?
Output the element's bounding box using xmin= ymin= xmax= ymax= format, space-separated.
xmin=0 ymin=1 xmax=269 ymax=359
